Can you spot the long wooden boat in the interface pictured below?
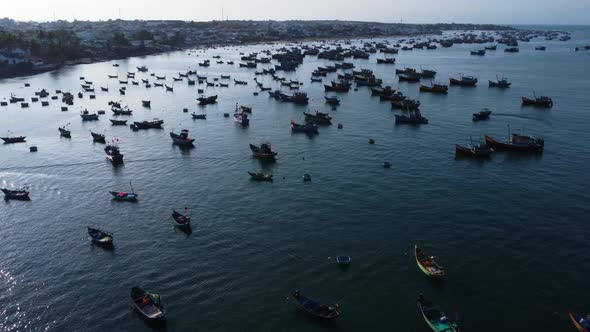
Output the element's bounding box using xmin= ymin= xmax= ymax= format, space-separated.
xmin=419 ymin=84 xmax=448 ymax=94
xmin=484 ymin=134 xmax=544 ymax=153
xmin=112 ymin=108 xmax=132 ymax=115
xmin=110 ymin=183 xmax=138 ymax=201
xmin=248 ymin=171 xmax=273 ymax=182
xmin=90 ymin=131 xmax=106 ymax=143
xmin=395 ymin=112 xmax=428 ymax=125
xmin=304 ymin=111 xmax=332 ymax=125
xmin=110 ymin=119 xmax=127 ymax=126
xmin=569 ymin=312 xmax=590 ymax=332
xmin=522 ymin=96 xmax=553 ymax=108
xmin=414 ymin=245 xmax=445 ymax=277
xmin=455 ymin=143 xmax=493 ymax=158
xmin=197 ymin=95 xmax=218 ymax=105
xmin=1 ymin=188 xmax=30 ymax=200
xmin=249 ymin=143 xmax=277 ymax=160
xmin=325 ymin=96 xmax=340 ymax=105
xmin=449 ymin=76 xmax=478 ymax=86
xmin=131 ymin=287 xmax=165 ymax=320
xmin=233 ymin=112 xmax=250 ymax=127
xmin=1 ymin=136 xmax=26 ymax=143
xmin=172 ymin=209 xmax=191 ymax=227
xmin=134 ymin=119 xmax=164 ymax=129
xmin=80 ymin=110 xmax=99 ymax=121
xmin=473 ymin=110 xmax=492 ymax=121
xmin=87 ymin=227 xmax=113 ymax=246
xmin=290 ymin=290 xmax=339 ymax=320
xmin=291 ymin=121 xmax=318 ymax=134
xmin=59 ymin=126 xmax=71 ymax=138
xmin=417 ymin=294 xmax=458 ymax=332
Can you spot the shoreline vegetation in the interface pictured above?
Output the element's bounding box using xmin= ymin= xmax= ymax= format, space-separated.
xmin=0 ymin=18 xmax=514 ymax=79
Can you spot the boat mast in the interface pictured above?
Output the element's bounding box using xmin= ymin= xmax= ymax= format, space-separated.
xmin=129 ymin=180 xmax=135 ymax=194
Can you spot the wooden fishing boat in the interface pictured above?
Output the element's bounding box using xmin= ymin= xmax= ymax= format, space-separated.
xmin=249 ymin=143 xmax=277 ymax=160
xmin=197 ymin=95 xmax=218 ymax=105
xmin=399 ymin=74 xmax=421 ymax=83
xmin=191 ymin=113 xmax=206 ymax=119
xmin=291 ymin=120 xmax=318 ymax=134
xmin=233 ymin=112 xmax=250 ymax=127
xmin=59 ymin=126 xmax=71 ymax=138
xmin=391 ymin=99 xmax=420 ymax=111
xmin=325 ymin=96 xmax=340 ymax=105
xmin=131 ymin=287 xmax=165 ymax=320
xmin=154 ymin=82 xmax=163 ymax=87
xmin=109 ymin=190 xmax=138 ymax=201
xmin=455 ymin=143 xmax=493 ymax=158
xmin=133 ymin=119 xmax=164 ymax=129
xmin=239 ymin=106 xmax=252 ymax=113
xmin=110 ymin=119 xmax=127 ymax=125
xmin=522 ymin=96 xmax=553 ymax=108
xmin=505 ymin=47 xmax=519 ymax=53
xmin=1 ymin=136 xmax=26 ymax=143
xmin=484 ymin=133 xmax=544 ymax=152
xmin=569 ymin=312 xmax=590 ymax=332
xmin=108 ymin=75 xmax=118 ymax=78
xmin=172 ymin=209 xmax=191 ymax=227
xmin=450 ymin=76 xmax=478 ymax=86
xmin=100 ymin=86 xmax=108 ymax=92
xmin=234 ymin=79 xmax=248 ymax=85
xmin=173 ymin=77 xmax=182 ymax=82
xmin=415 ymin=245 xmax=445 ymax=277
xmin=137 ymin=66 xmax=148 ymax=72
xmin=395 ymin=111 xmax=428 ymax=125
xmin=112 ymin=107 xmax=132 ymax=115
xmin=165 ymin=85 xmax=174 ymax=92
xmin=280 ymin=92 xmax=309 ymax=105
xmin=170 ymin=129 xmax=195 ymax=147
xmin=155 ymin=75 xmax=166 ymax=80
xmin=1 ymin=188 xmax=30 ymax=200
xmin=290 ymin=290 xmax=340 ymax=320
xmin=248 ymin=171 xmax=273 ymax=182
xmin=87 ymin=227 xmax=113 ymax=246
xmin=142 ymin=100 xmax=151 ymax=107
xmin=472 ymin=110 xmax=492 ymax=121
xmin=324 ymin=81 xmax=350 ymax=92
xmin=104 ymin=142 xmax=124 ymax=164
xmin=417 ymin=294 xmax=458 ymax=332
xmin=80 ymin=110 xmax=99 ymax=121
xmin=470 ymin=49 xmax=486 ymax=56
xmin=377 ymin=58 xmax=395 ymax=64
xmin=304 ymin=111 xmax=332 ymax=125
xmin=489 ymin=78 xmax=511 ymax=88
xmin=419 ymin=69 xmax=437 ymax=78
xmin=419 ymin=84 xmax=448 ymax=94
xmin=90 ymin=131 xmax=106 ymax=143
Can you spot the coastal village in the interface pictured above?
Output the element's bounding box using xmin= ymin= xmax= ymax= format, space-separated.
xmin=0 ymin=18 xmax=509 ymax=77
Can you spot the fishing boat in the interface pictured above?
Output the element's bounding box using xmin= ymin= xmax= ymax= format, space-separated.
xmin=133 ymin=119 xmax=164 ymax=129
xmin=90 ymin=131 xmax=106 ymax=143
xmin=137 ymin=66 xmax=148 ymax=72
xmin=470 ymin=49 xmax=486 ymax=56
xmin=419 ymin=83 xmax=448 ymax=94
xmin=80 ymin=110 xmax=99 ymax=121
xmin=414 ymin=245 xmax=445 ymax=277
xmin=485 ymin=133 xmax=544 ymax=153
xmin=154 ymin=82 xmax=163 ymax=87
xmin=455 ymin=143 xmax=493 ymax=158
xmin=522 ymin=96 xmax=553 ymax=108
xmin=108 ymin=75 xmax=118 ymax=79
xmin=112 ymin=107 xmax=132 ymax=115
xmin=489 ymin=77 xmax=511 ymax=88
xmin=417 ymin=294 xmax=459 ymax=332
xmin=376 ymin=58 xmax=395 ymax=64
xmin=304 ymin=111 xmax=332 ymax=125
xmin=110 ymin=119 xmax=127 ymax=125
xmin=170 ymin=129 xmax=195 ymax=147
xmin=325 ymin=96 xmax=340 ymax=105
xmin=248 ymin=171 xmax=273 ymax=182
xmin=395 ymin=111 xmax=428 ymax=125
xmin=399 ymin=74 xmax=421 ymax=83
xmin=324 ymin=81 xmax=351 ymax=92
xmin=505 ymin=47 xmax=519 ymax=53
xmin=290 ymin=290 xmax=340 ymax=320
xmin=535 ymin=46 xmax=547 ymax=51
xmin=104 ymin=141 xmax=124 ymax=164
xmin=280 ymin=92 xmax=309 ymax=105
xmin=569 ymin=312 xmax=590 ymax=332
xmin=87 ymin=227 xmax=113 ymax=246
xmin=249 ymin=143 xmax=277 ymax=160
xmin=197 ymin=95 xmax=218 ymax=105
xmin=336 ymin=256 xmax=351 ymax=266
xmin=419 ymin=69 xmax=437 ymax=78
xmin=485 ymin=45 xmax=497 ymax=50
xmin=130 ymin=287 xmax=165 ymax=320
xmin=155 ymin=75 xmax=166 ymax=80
xmin=100 ymin=86 xmax=108 ymax=92
xmin=450 ymin=75 xmax=478 ymax=86
xmin=165 ymin=85 xmax=174 ymax=92
xmin=109 ymin=182 xmax=138 ymax=201
xmin=142 ymin=100 xmax=151 ymax=107
xmin=171 ymin=209 xmax=191 ymax=227
xmin=59 ymin=125 xmax=71 ymax=138
xmin=472 ymin=109 xmax=492 ymax=121
xmin=191 ymin=113 xmax=206 ymax=119
xmin=291 ymin=120 xmax=318 ymax=134
xmin=1 ymin=188 xmax=30 ymax=200
xmin=391 ymin=99 xmax=421 ymax=111
xmin=233 ymin=111 xmax=250 ymax=127
xmin=1 ymin=135 xmax=26 ymax=143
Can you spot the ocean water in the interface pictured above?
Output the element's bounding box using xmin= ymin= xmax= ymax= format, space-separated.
xmin=1 ymin=25 xmax=590 ymax=332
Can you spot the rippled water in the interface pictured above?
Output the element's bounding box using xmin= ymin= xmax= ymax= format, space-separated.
xmin=1 ymin=26 xmax=590 ymax=331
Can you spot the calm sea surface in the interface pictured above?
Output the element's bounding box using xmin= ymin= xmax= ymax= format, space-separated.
xmin=1 ymin=26 xmax=590 ymax=332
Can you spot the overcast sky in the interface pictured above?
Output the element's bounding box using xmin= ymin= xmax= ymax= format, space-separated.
xmin=3 ymin=0 xmax=589 ymax=25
